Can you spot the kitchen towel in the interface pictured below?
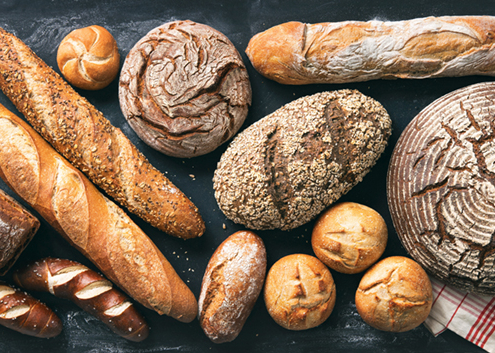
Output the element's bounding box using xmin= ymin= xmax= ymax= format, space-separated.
xmin=424 ymin=277 xmax=495 ymax=353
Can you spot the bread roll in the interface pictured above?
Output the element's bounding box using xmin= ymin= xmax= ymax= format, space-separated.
xmin=213 ymin=90 xmax=391 ymax=230
xmin=119 ymin=20 xmax=252 ymax=158
xmin=0 ymin=189 xmax=39 ymax=275
xmin=0 ymin=27 xmax=204 ymax=239
xmin=355 ymin=256 xmax=432 ymax=332
xmin=264 ymin=254 xmax=336 ymax=330
xmin=57 ymin=25 xmax=120 ymax=90
xmin=198 ymin=231 xmax=266 ymax=343
xmin=246 ymin=16 xmax=495 ymax=85
xmin=0 ymin=103 xmax=197 ymax=322
xmin=312 ymin=202 xmax=387 ymax=274
xmin=387 ymin=81 xmax=495 ymax=294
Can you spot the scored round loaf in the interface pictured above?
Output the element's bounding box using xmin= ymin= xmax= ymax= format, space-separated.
xmin=213 ymin=90 xmax=392 ymax=231
xmin=355 ymin=256 xmax=433 ymax=332
xmin=264 ymin=254 xmax=336 ymax=330
xmin=119 ymin=20 xmax=252 ymax=158
xmin=311 ymin=202 xmax=388 ymax=274
xmin=57 ymin=25 xmax=120 ymax=90
xmin=198 ymin=230 xmax=266 ymax=343
xmin=387 ymin=82 xmax=495 ymax=294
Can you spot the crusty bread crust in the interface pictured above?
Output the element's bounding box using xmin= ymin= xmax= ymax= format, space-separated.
xmin=0 ymin=27 xmax=204 ymax=239
xmin=246 ymin=16 xmax=495 ymax=85
xmin=0 ymin=104 xmax=197 ymax=322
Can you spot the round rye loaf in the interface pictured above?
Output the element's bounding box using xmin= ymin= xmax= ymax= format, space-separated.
xmin=387 ymin=82 xmax=495 ymax=295
xmin=213 ymin=90 xmax=392 ymax=231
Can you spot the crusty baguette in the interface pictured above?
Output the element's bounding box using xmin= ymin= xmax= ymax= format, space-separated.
xmin=0 ymin=27 xmax=204 ymax=239
xmin=0 ymin=281 xmax=62 ymax=338
xmin=0 ymin=103 xmax=197 ymax=322
xmin=246 ymin=16 xmax=495 ymax=85
xmin=14 ymin=258 xmax=149 ymax=342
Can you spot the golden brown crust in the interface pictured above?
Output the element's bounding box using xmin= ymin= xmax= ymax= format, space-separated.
xmin=198 ymin=231 xmax=266 ymax=343
xmin=0 ymin=27 xmax=204 ymax=239
xmin=0 ymin=104 xmax=197 ymax=322
xmin=355 ymin=256 xmax=432 ymax=332
xmin=246 ymin=16 xmax=495 ymax=85
xmin=263 ymin=254 xmax=336 ymax=330
xmin=57 ymin=25 xmax=120 ymax=90
xmin=311 ymin=202 xmax=388 ymax=274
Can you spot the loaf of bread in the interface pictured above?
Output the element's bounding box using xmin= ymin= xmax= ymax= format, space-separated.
xmin=246 ymin=16 xmax=495 ymax=85
xmin=198 ymin=231 xmax=266 ymax=343
xmin=57 ymin=25 xmax=120 ymax=90
xmin=119 ymin=20 xmax=252 ymax=158
xmin=0 ymin=281 xmax=62 ymax=338
xmin=0 ymin=189 xmax=39 ymax=275
xmin=264 ymin=254 xmax=336 ymax=330
xmin=213 ymin=90 xmax=391 ymax=230
xmin=355 ymin=256 xmax=432 ymax=332
xmin=311 ymin=202 xmax=387 ymax=274
xmin=14 ymin=258 xmax=149 ymax=342
xmin=0 ymin=103 xmax=197 ymax=322
xmin=0 ymin=27 xmax=204 ymax=239
xmin=387 ymin=81 xmax=495 ymax=294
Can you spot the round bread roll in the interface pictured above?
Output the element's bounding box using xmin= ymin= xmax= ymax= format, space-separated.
xmin=387 ymin=82 xmax=495 ymax=294
xmin=264 ymin=254 xmax=336 ymax=330
xmin=312 ymin=202 xmax=387 ymax=274
xmin=355 ymin=256 xmax=432 ymax=332
xmin=213 ymin=90 xmax=391 ymax=231
xmin=57 ymin=25 xmax=120 ymax=90
xmin=119 ymin=20 xmax=252 ymax=158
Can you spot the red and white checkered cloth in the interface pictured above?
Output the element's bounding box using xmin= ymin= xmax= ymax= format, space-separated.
xmin=424 ymin=277 xmax=495 ymax=352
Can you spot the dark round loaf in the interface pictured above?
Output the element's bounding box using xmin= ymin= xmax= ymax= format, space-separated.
xmin=213 ymin=90 xmax=392 ymax=230
xmin=387 ymin=82 xmax=495 ymax=294
xmin=119 ymin=20 xmax=252 ymax=158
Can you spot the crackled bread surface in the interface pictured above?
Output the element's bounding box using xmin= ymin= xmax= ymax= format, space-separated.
xmin=387 ymin=82 xmax=495 ymax=294
xmin=119 ymin=20 xmax=252 ymax=158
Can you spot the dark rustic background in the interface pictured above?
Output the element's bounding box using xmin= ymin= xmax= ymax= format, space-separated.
xmin=0 ymin=0 xmax=492 ymax=352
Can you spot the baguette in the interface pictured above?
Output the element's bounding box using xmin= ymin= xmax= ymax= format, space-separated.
xmin=0 ymin=103 xmax=197 ymax=322
xmin=0 ymin=27 xmax=204 ymax=239
xmin=0 ymin=281 xmax=62 ymax=338
xmin=14 ymin=258 xmax=149 ymax=342
xmin=245 ymin=16 xmax=495 ymax=85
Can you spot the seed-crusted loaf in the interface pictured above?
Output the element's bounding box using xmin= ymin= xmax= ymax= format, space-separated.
xmin=213 ymin=90 xmax=392 ymax=230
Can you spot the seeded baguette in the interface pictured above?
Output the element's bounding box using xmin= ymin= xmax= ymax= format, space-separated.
xmin=0 ymin=103 xmax=197 ymax=322
xmin=213 ymin=90 xmax=391 ymax=230
xmin=246 ymin=16 xmax=495 ymax=85
xmin=14 ymin=258 xmax=149 ymax=342
xmin=0 ymin=27 xmax=204 ymax=239
xmin=0 ymin=281 xmax=62 ymax=338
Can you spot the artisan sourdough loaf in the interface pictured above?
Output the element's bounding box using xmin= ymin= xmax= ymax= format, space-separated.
xmin=246 ymin=16 xmax=495 ymax=85
xmin=0 ymin=189 xmax=39 ymax=275
xmin=119 ymin=20 xmax=252 ymax=158
xmin=0 ymin=27 xmax=204 ymax=239
xmin=0 ymin=104 xmax=197 ymax=322
xmin=213 ymin=90 xmax=392 ymax=230
xmin=387 ymin=82 xmax=495 ymax=294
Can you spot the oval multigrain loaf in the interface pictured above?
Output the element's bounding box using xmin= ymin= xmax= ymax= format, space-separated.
xmin=213 ymin=90 xmax=392 ymax=230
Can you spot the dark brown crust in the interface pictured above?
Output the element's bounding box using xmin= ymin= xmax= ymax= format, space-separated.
xmin=0 ymin=189 xmax=39 ymax=275
xmin=387 ymin=81 xmax=495 ymax=294
xmin=0 ymin=281 xmax=62 ymax=338
xmin=0 ymin=27 xmax=204 ymax=239
xmin=213 ymin=90 xmax=392 ymax=230
xmin=14 ymin=258 xmax=149 ymax=342
xmin=119 ymin=20 xmax=252 ymax=158
xmin=198 ymin=231 xmax=266 ymax=343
